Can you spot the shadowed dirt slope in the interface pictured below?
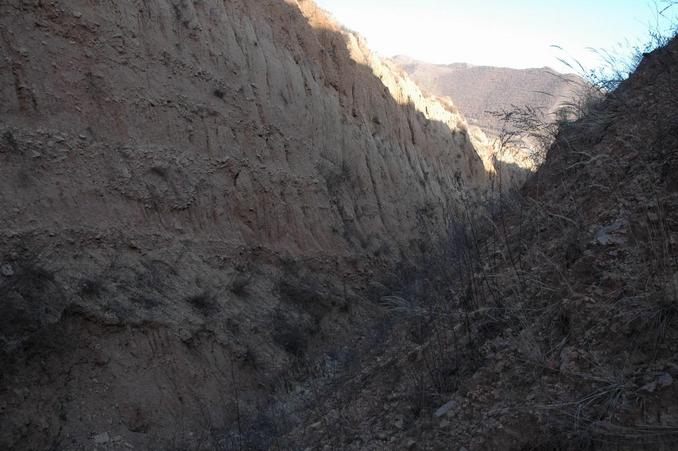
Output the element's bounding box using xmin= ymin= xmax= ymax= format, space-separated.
xmin=0 ymin=0 xmax=532 ymax=449
xmin=283 ymin=37 xmax=678 ymax=450
xmin=392 ymin=56 xmax=585 ymax=138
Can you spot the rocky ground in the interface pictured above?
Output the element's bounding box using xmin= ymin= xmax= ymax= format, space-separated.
xmin=280 ymin=36 xmax=678 ymax=450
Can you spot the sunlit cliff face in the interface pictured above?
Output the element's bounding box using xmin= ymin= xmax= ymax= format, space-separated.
xmin=293 ymin=0 xmax=534 ymax=176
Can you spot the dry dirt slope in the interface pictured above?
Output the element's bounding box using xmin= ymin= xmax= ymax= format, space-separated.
xmin=282 ymin=36 xmax=678 ymax=450
xmin=392 ymin=56 xmax=584 ymax=137
xmin=0 ymin=0 xmax=525 ymax=449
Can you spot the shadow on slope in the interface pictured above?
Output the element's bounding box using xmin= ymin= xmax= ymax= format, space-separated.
xmin=279 ymin=35 xmax=678 ymax=451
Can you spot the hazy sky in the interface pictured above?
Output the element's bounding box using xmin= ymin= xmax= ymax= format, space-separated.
xmin=314 ymin=0 xmax=675 ymax=72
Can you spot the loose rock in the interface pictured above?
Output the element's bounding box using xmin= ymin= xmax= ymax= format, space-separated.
xmin=93 ymin=432 xmax=110 ymax=444
xmin=434 ymin=400 xmax=458 ymax=418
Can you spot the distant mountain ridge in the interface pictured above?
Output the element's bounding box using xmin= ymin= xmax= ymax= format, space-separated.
xmin=392 ymin=55 xmax=585 ymax=138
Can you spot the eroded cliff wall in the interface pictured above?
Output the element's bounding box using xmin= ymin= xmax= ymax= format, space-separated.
xmin=1 ymin=0 xmax=495 ymax=258
xmin=0 ymin=0 xmax=506 ymax=448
